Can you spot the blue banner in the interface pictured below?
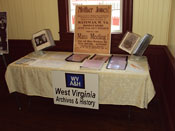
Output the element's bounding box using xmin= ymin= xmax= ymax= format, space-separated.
xmin=65 ymin=73 xmax=85 ymax=89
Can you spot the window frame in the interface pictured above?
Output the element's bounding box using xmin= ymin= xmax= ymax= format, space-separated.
xmin=57 ymin=0 xmax=133 ymax=53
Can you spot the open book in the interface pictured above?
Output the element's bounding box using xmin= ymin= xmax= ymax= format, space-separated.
xmin=119 ymin=32 xmax=153 ymax=55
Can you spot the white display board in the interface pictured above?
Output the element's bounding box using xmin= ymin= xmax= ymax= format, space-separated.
xmin=52 ymin=71 xmax=99 ymax=109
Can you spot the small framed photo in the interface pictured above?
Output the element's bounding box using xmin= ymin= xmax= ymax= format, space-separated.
xmin=32 ymin=29 xmax=55 ymax=52
xmin=119 ymin=31 xmax=141 ymax=54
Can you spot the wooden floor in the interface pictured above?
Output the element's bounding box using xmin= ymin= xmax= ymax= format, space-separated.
xmin=0 ymin=80 xmax=166 ymax=131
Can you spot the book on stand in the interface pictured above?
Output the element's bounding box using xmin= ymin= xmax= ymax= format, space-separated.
xmin=119 ymin=31 xmax=153 ymax=56
xmin=133 ymin=34 xmax=153 ymax=56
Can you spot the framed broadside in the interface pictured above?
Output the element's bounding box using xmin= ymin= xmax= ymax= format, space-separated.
xmin=119 ymin=31 xmax=141 ymax=54
xmin=73 ymin=5 xmax=112 ymax=54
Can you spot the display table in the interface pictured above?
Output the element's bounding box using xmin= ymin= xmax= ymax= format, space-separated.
xmin=5 ymin=51 xmax=155 ymax=109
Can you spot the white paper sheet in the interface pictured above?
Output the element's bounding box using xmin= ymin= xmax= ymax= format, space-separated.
xmin=30 ymin=59 xmax=65 ymax=68
xmin=48 ymin=54 xmax=69 ymax=60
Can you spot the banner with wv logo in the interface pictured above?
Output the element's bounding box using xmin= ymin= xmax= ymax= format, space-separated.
xmin=52 ymin=71 xmax=99 ymax=109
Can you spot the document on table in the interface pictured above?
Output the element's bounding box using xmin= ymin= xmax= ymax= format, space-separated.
xmin=47 ymin=54 xmax=69 ymax=60
xmin=126 ymin=61 xmax=145 ymax=73
xmin=106 ymin=55 xmax=127 ymax=70
xmin=30 ymin=59 xmax=65 ymax=68
xmin=15 ymin=58 xmax=37 ymax=65
xmin=80 ymin=59 xmax=105 ymax=70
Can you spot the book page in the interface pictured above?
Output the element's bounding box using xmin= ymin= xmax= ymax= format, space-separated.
xmin=119 ymin=32 xmax=141 ymax=54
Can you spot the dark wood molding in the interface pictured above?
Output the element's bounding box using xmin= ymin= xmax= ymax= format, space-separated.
xmin=161 ymin=46 xmax=175 ymax=131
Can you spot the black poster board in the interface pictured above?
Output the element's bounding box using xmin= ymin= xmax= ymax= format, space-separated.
xmin=0 ymin=12 xmax=8 ymax=54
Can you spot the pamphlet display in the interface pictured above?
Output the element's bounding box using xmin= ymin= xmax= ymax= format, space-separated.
xmin=52 ymin=71 xmax=99 ymax=109
xmin=74 ymin=5 xmax=112 ymax=54
xmin=0 ymin=12 xmax=8 ymax=54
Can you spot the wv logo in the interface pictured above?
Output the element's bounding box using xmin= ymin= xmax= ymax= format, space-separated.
xmin=65 ymin=73 xmax=85 ymax=89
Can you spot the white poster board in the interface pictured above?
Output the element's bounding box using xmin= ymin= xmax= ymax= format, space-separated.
xmin=74 ymin=5 xmax=112 ymax=54
xmin=52 ymin=71 xmax=99 ymax=109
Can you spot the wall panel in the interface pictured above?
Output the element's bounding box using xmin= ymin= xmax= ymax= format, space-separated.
xmin=168 ymin=0 xmax=175 ymax=58
xmin=0 ymin=0 xmax=60 ymax=40
xmin=133 ymin=0 xmax=172 ymax=45
xmin=0 ymin=0 xmax=173 ymax=45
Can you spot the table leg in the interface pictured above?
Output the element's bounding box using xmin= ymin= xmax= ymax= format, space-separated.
xmin=15 ymin=93 xmax=22 ymax=111
xmin=2 ymin=54 xmax=7 ymax=67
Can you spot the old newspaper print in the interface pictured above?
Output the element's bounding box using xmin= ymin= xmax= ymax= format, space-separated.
xmin=74 ymin=5 xmax=112 ymax=54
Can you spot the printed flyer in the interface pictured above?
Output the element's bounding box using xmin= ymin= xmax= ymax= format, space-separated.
xmin=74 ymin=5 xmax=112 ymax=54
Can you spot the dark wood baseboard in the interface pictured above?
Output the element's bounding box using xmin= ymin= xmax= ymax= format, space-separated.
xmin=162 ymin=46 xmax=175 ymax=131
xmin=0 ymin=40 xmax=175 ymax=130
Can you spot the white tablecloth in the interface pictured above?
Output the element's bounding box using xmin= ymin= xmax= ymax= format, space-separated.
xmin=5 ymin=51 xmax=155 ymax=108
